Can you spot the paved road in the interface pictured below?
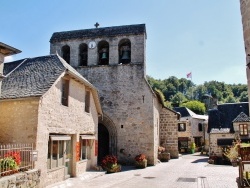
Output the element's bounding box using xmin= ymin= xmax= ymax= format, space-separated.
xmin=48 ymin=153 xmax=238 ymax=188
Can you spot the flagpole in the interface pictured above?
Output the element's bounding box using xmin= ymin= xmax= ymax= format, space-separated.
xmin=186 ymin=72 xmax=193 ymax=100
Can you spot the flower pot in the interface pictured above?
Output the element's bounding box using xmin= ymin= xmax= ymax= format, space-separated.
xmin=158 ymin=153 xmax=170 ymax=162
xmin=190 ymin=149 xmax=195 ymax=154
xmin=231 ymin=160 xmax=238 ymax=167
xmin=135 ymin=159 xmax=147 ymax=169
xmin=104 ymin=164 xmax=121 ymax=173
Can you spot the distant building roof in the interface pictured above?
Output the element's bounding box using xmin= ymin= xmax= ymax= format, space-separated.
xmin=1 ymin=54 xmax=102 ymax=114
xmin=207 ymin=102 xmax=249 ymax=133
xmin=173 ymin=107 xmax=208 ymax=120
xmin=50 ymin=24 xmax=146 ymax=43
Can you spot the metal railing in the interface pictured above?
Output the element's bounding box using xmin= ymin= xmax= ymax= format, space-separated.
xmin=0 ymin=143 xmax=34 ymax=177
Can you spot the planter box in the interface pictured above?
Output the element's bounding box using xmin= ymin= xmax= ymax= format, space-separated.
xmin=104 ymin=164 xmax=121 ymax=173
xmin=158 ymin=153 xmax=170 ymax=162
xmin=135 ymin=160 xmax=147 ymax=169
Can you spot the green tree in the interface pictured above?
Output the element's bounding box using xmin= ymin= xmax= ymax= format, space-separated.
xmin=239 ymin=91 xmax=248 ymax=102
xmin=170 ymin=92 xmax=188 ymax=107
xmin=180 ymin=100 xmax=206 ymax=115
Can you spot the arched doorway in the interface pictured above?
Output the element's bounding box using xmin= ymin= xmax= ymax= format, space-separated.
xmin=98 ymin=123 xmax=109 ymax=163
xmin=98 ymin=114 xmax=117 ymax=164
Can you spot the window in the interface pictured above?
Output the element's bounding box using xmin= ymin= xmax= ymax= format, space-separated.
xmin=61 ymin=79 xmax=69 ymax=106
xmin=198 ymin=123 xmax=203 ymax=132
xmin=178 ymin=123 xmax=186 ymax=132
xmin=85 ymin=91 xmax=90 ymax=113
xmin=62 ymin=45 xmax=70 ymax=64
xmin=47 ymin=135 xmax=71 ymax=169
xmin=80 ymin=135 xmax=95 ymax=160
xmin=239 ymin=124 xmax=248 ymax=136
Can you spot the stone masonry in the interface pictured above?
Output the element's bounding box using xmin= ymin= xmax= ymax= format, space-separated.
xmin=240 ymin=0 xmax=250 ymax=113
xmin=50 ymin=24 xmax=179 ymax=165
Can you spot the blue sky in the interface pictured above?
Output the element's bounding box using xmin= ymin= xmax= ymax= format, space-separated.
xmin=1 ymin=0 xmax=246 ymax=85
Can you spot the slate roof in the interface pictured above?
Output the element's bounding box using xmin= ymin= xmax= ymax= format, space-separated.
xmin=1 ymin=54 xmax=92 ymax=100
xmin=173 ymin=107 xmax=208 ymax=120
xmin=50 ymin=24 xmax=146 ymax=43
xmin=207 ymin=102 xmax=249 ymax=133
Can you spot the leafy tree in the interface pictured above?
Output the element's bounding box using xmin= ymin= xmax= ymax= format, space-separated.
xmin=180 ymin=100 xmax=206 ymax=115
xmin=239 ymin=91 xmax=248 ymax=102
xmin=146 ymin=75 xmax=247 ymax=108
xmin=170 ymin=92 xmax=188 ymax=107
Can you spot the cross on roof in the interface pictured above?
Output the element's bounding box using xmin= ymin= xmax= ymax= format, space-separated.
xmin=94 ymin=22 xmax=100 ymax=28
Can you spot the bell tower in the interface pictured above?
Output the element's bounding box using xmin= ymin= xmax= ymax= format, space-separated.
xmin=50 ymin=24 xmax=146 ymax=68
xmin=50 ymin=24 xmax=158 ymax=165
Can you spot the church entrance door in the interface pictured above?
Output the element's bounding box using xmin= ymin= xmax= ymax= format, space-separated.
xmin=98 ymin=123 xmax=109 ymax=164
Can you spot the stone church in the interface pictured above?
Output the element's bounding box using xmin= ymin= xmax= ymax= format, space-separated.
xmin=50 ymin=24 xmax=179 ymax=165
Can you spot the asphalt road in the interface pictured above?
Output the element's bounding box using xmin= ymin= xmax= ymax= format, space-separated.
xmin=48 ymin=153 xmax=238 ymax=188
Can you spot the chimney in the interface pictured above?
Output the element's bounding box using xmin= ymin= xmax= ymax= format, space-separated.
xmin=0 ymin=42 xmax=21 ymax=97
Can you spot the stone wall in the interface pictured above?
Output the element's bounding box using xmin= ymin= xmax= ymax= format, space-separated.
xmin=240 ymin=0 xmax=250 ymax=113
xmin=0 ymin=169 xmax=40 ymax=188
xmin=209 ymin=133 xmax=234 ymax=156
xmin=0 ymin=98 xmax=39 ymax=143
xmin=77 ymin=64 xmax=156 ymax=165
xmin=160 ymin=107 xmax=179 ymax=158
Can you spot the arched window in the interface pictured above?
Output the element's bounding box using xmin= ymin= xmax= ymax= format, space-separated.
xmin=79 ymin=43 xmax=88 ymax=66
xmin=62 ymin=45 xmax=70 ymax=64
xmin=98 ymin=41 xmax=109 ymax=65
xmin=119 ymin=39 xmax=131 ymax=64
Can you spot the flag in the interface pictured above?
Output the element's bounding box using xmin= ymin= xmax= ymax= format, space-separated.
xmin=186 ymin=72 xmax=192 ymax=78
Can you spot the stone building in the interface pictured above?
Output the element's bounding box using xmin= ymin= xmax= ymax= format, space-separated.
xmin=174 ymin=107 xmax=208 ymax=153
xmin=0 ymin=54 xmax=102 ymax=187
xmin=208 ymin=102 xmax=249 ymax=157
xmin=50 ymin=24 xmax=180 ymax=165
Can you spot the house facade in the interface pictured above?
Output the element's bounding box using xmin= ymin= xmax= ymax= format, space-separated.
xmin=174 ymin=107 xmax=208 ymax=153
xmin=50 ymin=24 xmax=180 ymax=165
xmin=0 ymin=55 xmax=102 ymax=187
xmin=208 ymin=102 xmax=249 ymax=157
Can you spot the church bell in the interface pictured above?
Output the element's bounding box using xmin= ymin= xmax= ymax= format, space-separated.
xmin=101 ymin=52 xmax=108 ymax=59
xmin=121 ymin=50 xmax=130 ymax=60
xmin=121 ymin=46 xmax=131 ymax=60
xmin=101 ymin=48 xmax=108 ymax=59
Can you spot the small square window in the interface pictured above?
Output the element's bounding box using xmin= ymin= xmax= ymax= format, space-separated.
xmin=178 ymin=123 xmax=186 ymax=132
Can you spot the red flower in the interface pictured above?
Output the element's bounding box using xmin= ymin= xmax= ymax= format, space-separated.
xmin=4 ymin=151 xmax=21 ymax=166
xmin=101 ymin=155 xmax=118 ymax=169
xmin=135 ymin=154 xmax=146 ymax=162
